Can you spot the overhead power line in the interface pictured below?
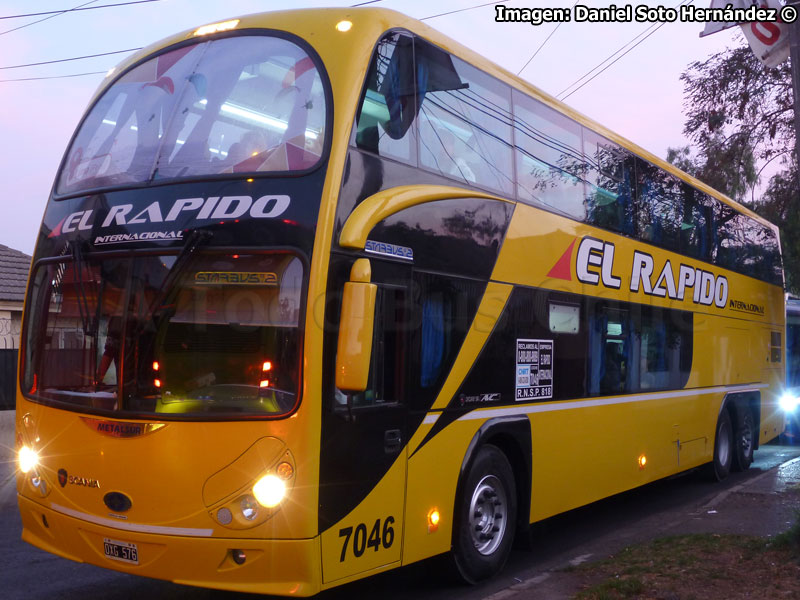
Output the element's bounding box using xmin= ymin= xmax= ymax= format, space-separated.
xmin=517 ymin=1 xmax=579 ymax=77
xmin=0 ymin=0 xmax=524 ymax=84
xmin=0 ymin=48 xmax=141 ymax=70
xmin=0 ymin=70 xmax=106 ymax=83
xmin=557 ymin=0 xmax=695 ymax=101
xmin=0 ymin=0 xmax=163 ymax=20
xmin=0 ymin=0 xmax=100 ymax=36
xmin=421 ymin=1 xmax=499 ymax=21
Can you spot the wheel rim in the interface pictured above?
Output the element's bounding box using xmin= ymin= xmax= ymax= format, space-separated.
xmin=718 ymin=422 xmax=731 ymax=466
xmin=740 ymin=416 xmax=753 ymax=458
xmin=468 ymin=474 xmax=508 ymax=556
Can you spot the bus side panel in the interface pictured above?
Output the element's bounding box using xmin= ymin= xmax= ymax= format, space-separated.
xmin=527 ymin=395 xmax=702 ymax=523
xmin=402 ymin=417 xmax=488 ymax=566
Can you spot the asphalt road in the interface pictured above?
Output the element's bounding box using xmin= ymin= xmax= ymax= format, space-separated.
xmin=3 ymin=443 xmax=799 ymax=600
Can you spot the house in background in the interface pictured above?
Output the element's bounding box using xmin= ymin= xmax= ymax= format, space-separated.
xmin=0 ymin=244 xmax=31 ymax=409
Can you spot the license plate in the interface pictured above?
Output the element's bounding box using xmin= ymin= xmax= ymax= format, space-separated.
xmin=103 ymin=537 xmax=139 ymax=564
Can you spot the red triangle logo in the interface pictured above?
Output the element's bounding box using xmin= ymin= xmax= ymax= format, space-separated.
xmin=547 ymin=239 xmax=575 ymax=281
xmin=48 ymin=216 xmax=66 ymax=238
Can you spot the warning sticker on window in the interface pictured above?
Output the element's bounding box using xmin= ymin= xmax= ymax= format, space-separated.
xmin=515 ymin=339 xmax=553 ymax=400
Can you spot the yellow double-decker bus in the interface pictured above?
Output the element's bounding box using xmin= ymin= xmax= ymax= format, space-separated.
xmin=15 ymin=7 xmax=787 ymax=595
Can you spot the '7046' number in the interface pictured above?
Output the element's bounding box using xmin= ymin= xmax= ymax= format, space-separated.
xmin=338 ymin=516 xmax=394 ymax=562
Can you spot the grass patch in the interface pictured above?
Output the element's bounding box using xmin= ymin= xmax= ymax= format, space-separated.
xmin=770 ymin=510 xmax=800 ymax=556
xmin=572 ymin=528 xmax=800 ymax=599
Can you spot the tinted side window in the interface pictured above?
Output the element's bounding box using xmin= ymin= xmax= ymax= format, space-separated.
xmin=368 ymin=196 xmax=512 ymax=279
xmin=680 ymin=189 xmax=714 ymax=262
xmin=588 ymin=306 xmax=630 ymax=396
xmin=354 ymin=33 xmax=418 ymax=164
xmin=410 ymin=273 xmax=484 ymax=411
xmin=588 ymin=301 xmax=693 ymax=397
xmin=744 ymin=220 xmax=782 ymax=285
xmin=513 ymin=90 xmax=586 ymax=220
xmin=584 ymin=131 xmax=635 ymax=236
xmin=714 ymin=202 xmax=742 ymax=272
xmin=418 ymin=48 xmax=514 ymax=195
xmin=635 ymin=159 xmax=683 ymax=252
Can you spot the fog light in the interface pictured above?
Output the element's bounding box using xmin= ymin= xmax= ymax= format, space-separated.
xmin=240 ymin=496 xmax=259 ymax=520
xmin=31 ymin=474 xmax=48 ymax=496
xmin=19 ymin=446 xmax=39 ymax=474
xmin=253 ymin=474 xmax=286 ymax=508
xmin=231 ymin=549 xmax=246 ymax=565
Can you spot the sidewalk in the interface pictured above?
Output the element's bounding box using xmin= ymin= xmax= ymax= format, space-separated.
xmin=485 ymin=455 xmax=800 ymax=600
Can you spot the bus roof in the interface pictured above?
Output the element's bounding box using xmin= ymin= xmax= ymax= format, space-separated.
xmin=92 ymin=6 xmax=778 ymax=235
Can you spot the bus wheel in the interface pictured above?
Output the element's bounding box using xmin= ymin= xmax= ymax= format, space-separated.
xmin=732 ymin=408 xmax=755 ymax=472
xmin=708 ymin=409 xmax=733 ymax=481
xmin=452 ymin=445 xmax=516 ymax=584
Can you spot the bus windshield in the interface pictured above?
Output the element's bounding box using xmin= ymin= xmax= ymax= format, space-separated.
xmin=23 ymin=252 xmax=304 ymax=417
xmin=57 ymin=34 xmax=327 ymax=195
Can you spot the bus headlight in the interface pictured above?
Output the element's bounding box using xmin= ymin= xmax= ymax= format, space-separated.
xmin=780 ymin=392 xmax=799 ymax=413
xmin=253 ymin=474 xmax=286 ymax=508
xmin=18 ymin=446 xmax=39 ymax=474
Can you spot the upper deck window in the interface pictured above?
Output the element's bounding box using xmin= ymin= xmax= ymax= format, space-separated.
xmin=57 ymin=35 xmax=328 ymax=195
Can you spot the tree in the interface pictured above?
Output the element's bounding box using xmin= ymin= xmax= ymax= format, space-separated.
xmin=676 ymin=38 xmax=799 ymax=291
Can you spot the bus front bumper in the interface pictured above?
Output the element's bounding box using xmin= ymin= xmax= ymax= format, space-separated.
xmin=18 ymin=494 xmax=321 ymax=596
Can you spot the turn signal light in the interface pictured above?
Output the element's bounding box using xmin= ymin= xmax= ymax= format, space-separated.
xmin=428 ymin=508 xmax=440 ymax=533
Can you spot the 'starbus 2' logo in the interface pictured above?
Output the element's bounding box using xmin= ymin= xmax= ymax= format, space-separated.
xmin=552 ymin=236 xmax=729 ymax=309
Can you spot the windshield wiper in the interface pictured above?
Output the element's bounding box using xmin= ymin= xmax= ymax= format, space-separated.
xmin=146 ymin=228 xmax=213 ymax=320
xmin=70 ymin=240 xmax=97 ymax=337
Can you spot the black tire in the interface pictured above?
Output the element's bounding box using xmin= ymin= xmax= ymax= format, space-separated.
xmin=451 ymin=445 xmax=516 ymax=584
xmin=708 ymin=409 xmax=733 ymax=481
xmin=732 ymin=407 xmax=755 ymax=472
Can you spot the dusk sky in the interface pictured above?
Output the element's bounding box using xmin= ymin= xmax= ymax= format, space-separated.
xmin=1 ymin=0 xmax=744 ymax=257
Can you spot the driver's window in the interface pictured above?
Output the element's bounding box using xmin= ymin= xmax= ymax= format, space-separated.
xmin=354 ymin=32 xmax=418 ymax=164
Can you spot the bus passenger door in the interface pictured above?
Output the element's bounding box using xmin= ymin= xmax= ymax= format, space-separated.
xmin=320 ymin=259 xmax=410 ymax=584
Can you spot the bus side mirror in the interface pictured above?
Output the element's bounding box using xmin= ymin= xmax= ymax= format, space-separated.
xmin=335 ymin=259 xmax=377 ymax=392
